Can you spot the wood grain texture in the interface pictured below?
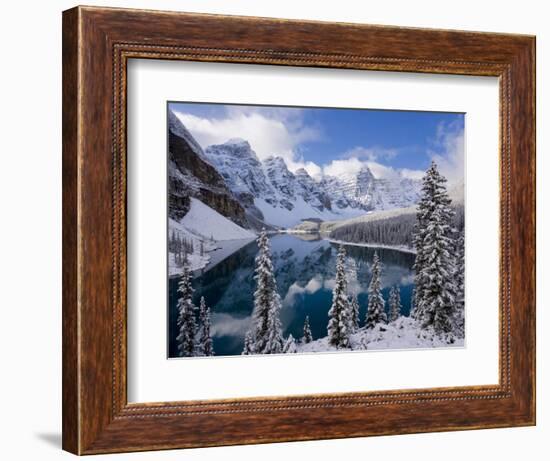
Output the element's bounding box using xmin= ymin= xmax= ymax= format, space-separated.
xmin=62 ymin=6 xmax=80 ymax=454
xmin=62 ymin=5 xmax=536 ymax=455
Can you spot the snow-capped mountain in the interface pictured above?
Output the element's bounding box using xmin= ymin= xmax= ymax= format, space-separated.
xmin=168 ymin=111 xmax=249 ymax=228
xmin=321 ymin=165 xmax=420 ymax=212
xmin=170 ymin=111 xmax=422 ymax=229
xmin=204 ymin=138 xmax=421 ymax=226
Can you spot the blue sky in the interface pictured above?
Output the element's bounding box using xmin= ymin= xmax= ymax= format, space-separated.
xmin=169 ymin=102 xmax=464 ymax=183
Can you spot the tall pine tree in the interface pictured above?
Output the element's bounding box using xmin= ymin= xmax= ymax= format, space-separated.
xmin=365 ymin=251 xmax=387 ymax=328
xmin=327 ymin=245 xmax=352 ymax=349
xmin=245 ymin=229 xmax=284 ymax=354
xmin=242 ymin=331 xmax=254 ymax=355
xmin=176 ymin=260 xmax=196 ymax=357
xmin=412 ymin=161 xmax=457 ymax=334
xmin=388 ymin=286 xmax=402 ymax=322
xmin=263 ymin=292 xmax=284 ymax=354
xmin=302 ymin=315 xmax=313 ymax=344
xmin=197 ymin=296 xmax=214 ymax=356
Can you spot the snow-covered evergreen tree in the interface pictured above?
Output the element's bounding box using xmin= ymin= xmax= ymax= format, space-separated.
xmin=302 ymin=315 xmax=313 ymax=344
xmin=197 ymin=296 xmax=214 ymax=356
xmin=263 ymin=292 xmax=284 ymax=354
xmin=245 ymin=229 xmax=284 ymax=354
xmin=176 ymin=261 xmax=196 ymax=357
xmin=412 ymin=161 xmax=457 ymax=335
xmin=242 ymin=330 xmax=254 ymax=355
xmin=365 ymin=251 xmax=387 ymax=328
xmin=410 ymin=287 xmax=417 ymax=318
xmin=454 ymin=231 xmax=465 ymax=334
xmin=388 ymin=286 xmax=402 ymax=322
xmin=283 ymin=334 xmax=297 ymax=353
xmin=327 ymin=245 xmax=352 ymax=349
xmin=350 ymin=294 xmax=360 ymax=331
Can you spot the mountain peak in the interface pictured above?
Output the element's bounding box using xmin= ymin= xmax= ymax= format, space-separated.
xmin=264 ymin=156 xmax=288 ymax=168
xmin=294 ymin=168 xmax=311 ymax=178
xmin=223 ymin=137 xmax=250 ymax=147
xmin=168 ymin=110 xmax=205 ymax=158
xmin=357 ymin=164 xmax=375 ymax=180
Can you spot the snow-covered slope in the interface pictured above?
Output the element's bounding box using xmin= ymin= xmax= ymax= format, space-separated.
xmin=182 ymin=198 xmax=256 ymax=241
xmin=204 ymin=139 xmax=422 ymax=228
xmin=297 ymin=316 xmax=463 ymax=353
xmin=168 ymin=198 xmax=256 ymax=275
xmin=320 ymin=206 xmax=417 ymax=234
xmin=321 ymin=165 xmax=421 ymax=212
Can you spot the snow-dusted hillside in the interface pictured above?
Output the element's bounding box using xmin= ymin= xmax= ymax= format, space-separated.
xmin=320 ymin=206 xmax=417 ymax=234
xmin=203 ymin=138 xmax=422 ymax=228
xmin=297 ymin=316 xmax=463 ymax=353
xmin=169 ymin=198 xmax=256 ymax=275
xmin=182 ymin=198 xmax=255 ymax=241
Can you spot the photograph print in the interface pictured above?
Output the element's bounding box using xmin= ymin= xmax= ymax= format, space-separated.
xmin=167 ymin=102 xmax=465 ymax=358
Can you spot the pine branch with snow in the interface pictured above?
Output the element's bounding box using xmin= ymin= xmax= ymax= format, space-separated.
xmin=453 ymin=230 xmax=465 ymax=335
xmin=365 ymin=251 xmax=387 ymax=328
xmin=245 ymin=229 xmax=284 ymax=354
xmin=388 ymin=286 xmax=402 ymax=322
xmin=283 ymin=334 xmax=297 ymax=353
xmin=327 ymin=245 xmax=352 ymax=349
xmin=302 ymin=315 xmax=313 ymax=344
xmin=263 ymin=292 xmax=285 ymax=354
xmin=197 ymin=296 xmax=214 ymax=356
xmin=176 ymin=261 xmax=196 ymax=357
xmin=242 ymin=330 xmax=254 ymax=355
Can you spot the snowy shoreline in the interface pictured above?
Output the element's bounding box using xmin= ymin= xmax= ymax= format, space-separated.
xmin=326 ymin=238 xmax=416 ymax=254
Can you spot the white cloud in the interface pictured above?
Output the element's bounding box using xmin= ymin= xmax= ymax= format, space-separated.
xmin=174 ymin=107 xmax=428 ymax=182
xmin=323 ymin=157 xmax=423 ymax=181
xmin=429 ymin=120 xmax=464 ymax=185
xmin=400 ymin=168 xmax=425 ymax=181
xmin=365 ymin=161 xmax=400 ymax=180
xmin=323 ymin=158 xmax=364 ymax=178
xmin=210 ymin=313 xmax=250 ymax=337
xmin=174 ymin=109 xmax=321 ymax=167
xmin=295 ymin=160 xmax=323 ymax=180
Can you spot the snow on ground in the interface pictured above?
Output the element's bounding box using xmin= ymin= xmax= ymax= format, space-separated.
xmin=182 ymin=198 xmax=256 ymax=240
xmin=255 ymin=197 xmax=365 ymax=229
xmin=296 ymin=317 xmax=463 ymax=353
xmin=327 ymin=238 xmax=416 ymax=254
xmin=169 ymin=198 xmax=256 ymax=276
xmin=168 ymin=251 xmax=210 ymax=276
xmin=168 ymin=218 xmax=214 ymax=274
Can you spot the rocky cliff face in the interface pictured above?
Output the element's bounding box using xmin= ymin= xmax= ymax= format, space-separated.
xmin=168 ymin=112 xmax=249 ymax=228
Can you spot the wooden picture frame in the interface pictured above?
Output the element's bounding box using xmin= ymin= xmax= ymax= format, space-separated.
xmin=62 ymin=5 xmax=536 ymax=455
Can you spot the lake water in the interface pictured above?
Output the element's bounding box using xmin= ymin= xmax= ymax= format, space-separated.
xmin=168 ymin=234 xmax=416 ymax=357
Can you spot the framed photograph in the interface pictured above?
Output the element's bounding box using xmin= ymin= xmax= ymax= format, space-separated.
xmin=62 ymin=6 xmax=536 ymax=455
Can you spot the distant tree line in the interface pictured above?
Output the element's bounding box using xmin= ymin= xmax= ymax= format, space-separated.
xmin=169 ymin=230 xmax=207 ymax=267
xmin=329 ymin=205 xmax=464 ymax=249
